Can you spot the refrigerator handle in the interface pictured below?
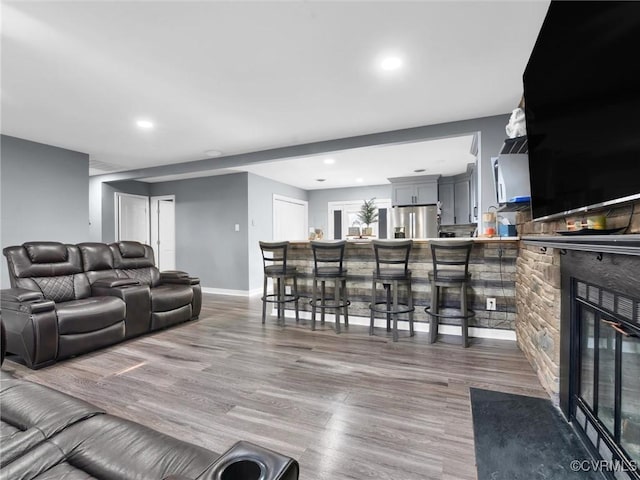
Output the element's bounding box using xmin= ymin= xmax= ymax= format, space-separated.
xmin=409 ymin=212 xmax=414 ymax=238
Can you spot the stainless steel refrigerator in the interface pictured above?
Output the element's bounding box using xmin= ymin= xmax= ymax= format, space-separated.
xmin=391 ymin=205 xmax=439 ymax=239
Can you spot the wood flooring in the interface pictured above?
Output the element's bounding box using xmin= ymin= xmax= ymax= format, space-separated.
xmin=3 ymin=294 xmax=548 ymax=480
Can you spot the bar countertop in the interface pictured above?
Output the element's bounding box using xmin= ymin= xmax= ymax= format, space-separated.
xmin=289 ymin=236 xmax=519 ymax=245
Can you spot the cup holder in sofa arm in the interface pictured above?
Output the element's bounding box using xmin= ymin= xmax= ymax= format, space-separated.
xmin=197 ymin=441 xmax=299 ymax=480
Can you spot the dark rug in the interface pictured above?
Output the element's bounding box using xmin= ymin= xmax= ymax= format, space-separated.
xmin=470 ymin=388 xmax=601 ymax=480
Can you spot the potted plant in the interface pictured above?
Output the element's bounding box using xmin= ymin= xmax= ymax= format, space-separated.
xmin=357 ymin=198 xmax=378 ymax=236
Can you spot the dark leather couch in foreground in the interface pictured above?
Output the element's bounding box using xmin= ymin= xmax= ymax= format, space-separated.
xmin=0 ymin=323 xmax=299 ymax=480
xmin=1 ymin=241 xmax=202 ymax=369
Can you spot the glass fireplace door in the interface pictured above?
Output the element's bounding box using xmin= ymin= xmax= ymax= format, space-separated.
xmin=621 ymin=333 xmax=640 ymax=463
xmin=576 ymin=298 xmax=640 ymax=477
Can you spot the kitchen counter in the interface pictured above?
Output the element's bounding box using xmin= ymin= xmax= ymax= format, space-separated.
xmin=284 ymin=237 xmax=518 ymax=339
xmin=291 ymin=236 xmax=519 ymax=244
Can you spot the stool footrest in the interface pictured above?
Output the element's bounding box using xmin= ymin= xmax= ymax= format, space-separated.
xmin=370 ymin=301 xmax=415 ymax=316
xmin=262 ymin=293 xmax=299 ymax=304
xmin=424 ymin=307 xmax=475 ymax=320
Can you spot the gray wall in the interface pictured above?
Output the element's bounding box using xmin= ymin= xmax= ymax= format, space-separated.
xmin=307 ymin=184 xmax=392 ymax=234
xmin=247 ymin=173 xmax=308 ymax=291
xmin=101 ymin=180 xmax=151 ymax=243
xmin=1 ymin=135 xmax=89 ymax=287
xmin=148 ymin=173 xmax=249 ymax=291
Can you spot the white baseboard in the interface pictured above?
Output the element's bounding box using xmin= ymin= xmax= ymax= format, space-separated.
xmin=271 ymin=309 xmax=517 ymax=341
xmin=201 ymin=287 xmax=262 ymax=297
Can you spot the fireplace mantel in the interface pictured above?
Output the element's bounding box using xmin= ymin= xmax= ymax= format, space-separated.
xmin=522 ymin=234 xmax=640 ymax=256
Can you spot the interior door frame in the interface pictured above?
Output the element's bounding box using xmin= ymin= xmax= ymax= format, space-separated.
xmin=150 ymin=195 xmax=176 ymax=270
xmin=114 ymin=192 xmax=150 ymax=244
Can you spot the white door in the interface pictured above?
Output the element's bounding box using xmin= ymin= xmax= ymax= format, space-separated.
xmin=116 ymin=193 xmax=149 ymax=244
xmin=273 ymin=195 xmax=308 ymax=241
xmin=150 ymin=196 xmax=176 ymax=271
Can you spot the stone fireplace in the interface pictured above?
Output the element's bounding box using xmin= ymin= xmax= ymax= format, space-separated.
xmin=522 ymin=235 xmax=640 ymax=480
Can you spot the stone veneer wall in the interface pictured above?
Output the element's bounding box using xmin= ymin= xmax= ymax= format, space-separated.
xmin=515 ymin=200 xmax=640 ymax=403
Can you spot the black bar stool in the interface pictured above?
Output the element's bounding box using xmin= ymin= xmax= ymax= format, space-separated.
xmin=425 ymin=240 xmax=475 ymax=347
xmin=310 ymin=240 xmax=350 ymax=333
xmin=369 ymin=240 xmax=415 ymax=342
xmin=259 ymin=241 xmax=299 ymax=325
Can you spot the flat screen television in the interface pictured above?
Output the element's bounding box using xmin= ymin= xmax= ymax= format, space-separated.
xmin=523 ymin=1 xmax=640 ymax=221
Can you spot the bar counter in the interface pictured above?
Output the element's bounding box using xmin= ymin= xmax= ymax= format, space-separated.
xmin=286 ymin=237 xmax=519 ymax=338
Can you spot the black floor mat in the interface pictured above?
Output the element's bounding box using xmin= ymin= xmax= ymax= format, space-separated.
xmin=470 ymin=388 xmax=602 ymax=480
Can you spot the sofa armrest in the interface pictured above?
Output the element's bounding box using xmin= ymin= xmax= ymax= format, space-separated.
xmin=92 ymin=277 xmax=140 ymax=288
xmin=2 ymin=288 xmax=44 ymax=303
xmin=161 ymin=271 xmax=200 ymax=285
xmin=1 ymin=290 xmax=58 ymax=368
xmin=1 ymin=288 xmax=55 ymax=314
xmin=196 ymin=441 xmax=299 ymax=480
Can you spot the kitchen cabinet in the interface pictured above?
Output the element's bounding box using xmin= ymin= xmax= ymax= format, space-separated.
xmin=438 ymin=179 xmax=455 ymax=225
xmin=388 ymin=175 xmax=440 ymax=206
xmin=438 ymin=163 xmax=476 ymax=225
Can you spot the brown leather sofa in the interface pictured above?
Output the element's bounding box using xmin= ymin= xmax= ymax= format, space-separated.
xmin=0 ymin=322 xmax=299 ymax=480
xmin=1 ymin=241 xmax=202 ymax=369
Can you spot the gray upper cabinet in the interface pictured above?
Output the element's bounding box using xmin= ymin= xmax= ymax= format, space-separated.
xmin=438 ymin=163 xmax=477 ymax=225
xmin=438 ymin=179 xmax=455 ymax=225
xmin=454 ymin=177 xmax=471 ymax=224
xmin=388 ymin=175 xmax=440 ymax=206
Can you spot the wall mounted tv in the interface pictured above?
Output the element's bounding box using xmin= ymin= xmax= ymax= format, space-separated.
xmin=523 ymin=1 xmax=640 ymax=221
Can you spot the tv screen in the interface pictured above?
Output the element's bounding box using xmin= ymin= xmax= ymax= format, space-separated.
xmin=523 ymin=1 xmax=640 ymax=221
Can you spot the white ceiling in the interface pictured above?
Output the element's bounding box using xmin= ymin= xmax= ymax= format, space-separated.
xmin=1 ymin=1 xmax=550 ymax=184
xmin=140 ymin=134 xmax=477 ymax=189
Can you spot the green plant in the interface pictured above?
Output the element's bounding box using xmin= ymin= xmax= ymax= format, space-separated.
xmin=357 ymin=198 xmax=379 ymax=227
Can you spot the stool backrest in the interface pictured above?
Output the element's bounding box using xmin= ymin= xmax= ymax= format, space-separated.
xmin=259 ymin=241 xmax=290 ymax=272
xmin=371 ymin=240 xmax=413 ymax=276
xmin=429 ymin=240 xmax=473 ymax=280
xmin=311 ymin=240 xmax=346 ymax=273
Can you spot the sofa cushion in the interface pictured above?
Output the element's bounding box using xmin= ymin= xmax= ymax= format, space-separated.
xmin=56 ymin=297 xmax=125 ymax=335
xmin=33 ymin=275 xmax=76 ymax=303
xmin=151 ymin=285 xmax=193 ymax=313
xmin=118 ymin=267 xmax=159 ymax=287
xmin=24 ymin=242 xmax=68 ymax=264
xmin=78 ymin=243 xmax=114 ymax=271
xmin=4 ymin=244 xmax=83 ymax=280
xmin=0 ymin=376 xmax=104 ymax=468
xmin=2 ymin=415 xmax=219 ymax=479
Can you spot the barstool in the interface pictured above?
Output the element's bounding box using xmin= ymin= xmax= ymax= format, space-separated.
xmin=259 ymin=241 xmax=299 ymax=325
xmin=310 ymin=240 xmax=350 ymax=333
xmin=369 ymin=240 xmax=415 ymax=342
xmin=425 ymin=240 xmax=475 ymax=347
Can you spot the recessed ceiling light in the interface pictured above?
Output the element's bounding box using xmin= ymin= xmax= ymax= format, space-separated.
xmin=414 ymin=168 xmax=426 ymax=173
xmin=355 ymin=177 xmax=364 ymax=183
xmin=136 ymin=119 xmax=154 ymax=129
xmin=204 ymin=150 xmax=223 ymax=157
xmin=380 ymin=56 xmax=403 ymax=71
xmin=316 ymin=178 xmax=326 ymax=182
xmin=323 ymin=158 xmax=335 ymax=165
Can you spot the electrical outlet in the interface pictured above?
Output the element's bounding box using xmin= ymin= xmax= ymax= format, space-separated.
xmin=486 ymin=297 xmax=497 ymax=311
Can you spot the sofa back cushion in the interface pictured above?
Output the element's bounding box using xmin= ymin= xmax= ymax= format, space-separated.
xmin=78 ymin=242 xmax=117 ymax=285
xmin=109 ymin=242 xmax=160 ymax=287
xmin=2 ymin=243 xmax=90 ymax=301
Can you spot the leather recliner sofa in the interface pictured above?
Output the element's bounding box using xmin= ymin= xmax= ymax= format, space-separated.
xmin=1 ymin=241 xmax=202 ymax=369
xmin=0 ymin=322 xmax=299 ymax=480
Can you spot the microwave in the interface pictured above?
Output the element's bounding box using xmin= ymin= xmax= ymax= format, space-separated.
xmin=492 ymin=138 xmax=531 ymax=203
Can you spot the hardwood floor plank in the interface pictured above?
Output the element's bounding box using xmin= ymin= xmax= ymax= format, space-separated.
xmin=2 ymin=293 xmax=548 ymax=480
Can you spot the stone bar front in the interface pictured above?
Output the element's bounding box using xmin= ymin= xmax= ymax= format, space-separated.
xmin=286 ymin=238 xmax=519 ymax=338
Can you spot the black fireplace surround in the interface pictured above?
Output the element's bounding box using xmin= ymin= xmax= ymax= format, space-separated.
xmin=526 ymin=235 xmax=640 ymax=480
